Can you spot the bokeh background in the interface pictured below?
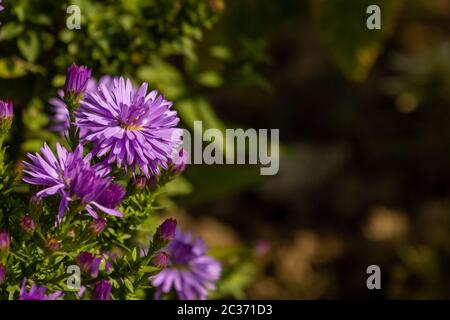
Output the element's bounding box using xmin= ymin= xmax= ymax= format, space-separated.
xmin=1 ymin=0 xmax=450 ymax=299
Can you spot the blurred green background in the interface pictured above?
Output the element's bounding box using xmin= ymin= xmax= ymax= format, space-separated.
xmin=1 ymin=0 xmax=450 ymax=299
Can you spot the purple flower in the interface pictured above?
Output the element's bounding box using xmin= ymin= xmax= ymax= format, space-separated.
xmin=23 ymin=143 xmax=123 ymax=224
xmin=19 ymin=279 xmax=63 ymax=300
xmin=20 ymin=215 xmax=36 ymax=233
xmin=75 ymin=77 xmax=182 ymax=177
xmin=152 ymin=231 xmax=221 ymax=300
xmin=91 ymin=280 xmax=111 ymax=300
xmin=0 ymin=100 xmax=13 ymax=120
xmin=151 ymin=251 xmax=169 ymax=268
xmin=0 ymin=229 xmax=10 ymax=252
xmin=89 ymin=218 xmax=107 ymax=235
xmin=64 ymin=64 xmax=92 ymax=98
xmin=76 ymin=252 xmax=111 ymax=278
xmin=0 ymin=263 xmax=5 ymax=284
xmin=155 ymin=218 xmax=177 ymax=243
xmin=168 ymin=148 xmax=189 ymax=174
xmin=96 ymin=183 xmax=126 ymax=209
xmin=0 ymin=0 xmax=4 ymax=13
xmin=50 ymin=76 xmax=114 ymax=136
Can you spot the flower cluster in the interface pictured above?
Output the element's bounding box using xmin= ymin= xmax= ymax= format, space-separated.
xmin=0 ymin=63 xmax=220 ymax=301
xmin=23 ymin=143 xmax=124 ymax=225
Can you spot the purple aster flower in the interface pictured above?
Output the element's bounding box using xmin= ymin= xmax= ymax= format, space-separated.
xmin=91 ymin=280 xmax=111 ymax=300
xmin=50 ymin=76 xmax=114 ymax=136
xmin=0 ymin=263 xmax=5 ymax=284
xmin=0 ymin=229 xmax=10 ymax=252
xmin=168 ymin=148 xmax=189 ymax=174
xmin=19 ymin=279 xmax=63 ymax=300
xmin=75 ymin=77 xmax=182 ymax=177
xmin=89 ymin=218 xmax=107 ymax=235
xmin=76 ymin=252 xmax=111 ymax=278
xmin=0 ymin=100 xmax=13 ymax=120
xmin=64 ymin=64 xmax=92 ymax=98
xmin=0 ymin=0 xmax=4 ymax=13
xmin=22 ymin=143 xmax=123 ymax=224
xmin=152 ymin=231 xmax=221 ymax=300
xmin=20 ymin=215 xmax=36 ymax=234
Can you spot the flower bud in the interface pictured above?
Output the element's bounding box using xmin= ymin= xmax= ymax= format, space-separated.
xmin=67 ymin=228 xmax=76 ymax=239
xmin=64 ymin=64 xmax=92 ymax=99
xmin=29 ymin=196 xmax=43 ymax=215
xmin=45 ymin=237 xmax=60 ymax=252
xmin=20 ymin=215 xmax=36 ymax=234
xmin=133 ymin=175 xmax=157 ymax=190
xmin=89 ymin=218 xmax=107 ymax=235
xmin=0 ymin=100 xmax=13 ymax=136
xmin=155 ymin=218 xmax=177 ymax=244
xmin=151 ymin=251 xmax=169 ymax=268
xmin=0 ymin=230 xmax=10 ymax=252
xmin=0 ymin=100 xmax=13 ymax=121
xmin=91 ymin=280 xmax=111 ymax=300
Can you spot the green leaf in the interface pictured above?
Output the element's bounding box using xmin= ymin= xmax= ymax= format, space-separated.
xmin=137 ymin=57 xmax=187 ymax=100
xmin=197 ymin=71 xmax=223 ymax=88
xmin=124 ymin=278 xmax=134 ymax=293
xmin=17 ymin=31 xmax=40 ymax=63
xmin=164 ymin=176 xmax=193 ymax=196
xmin=139 ymin=266 xmax=159 ymax=274
xmin=0 ymin=23 xmax=24 ymax=41
xmin=0 ymin=57 xmax=44 ymax=78
xmin=312 ymin=0 xmax=403 ymax=82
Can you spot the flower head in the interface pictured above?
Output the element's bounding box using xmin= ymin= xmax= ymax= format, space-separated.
xmin=76 ymin=77 xmax=182 ymax=177
xmin=64 ymin=64 xmax=92 ymax=98
xmin=19 ymin=279 xmax=63 ymax=300
xmin=20 ymin=215 xmax=36 ymax=234
xmin=91 ymin=280 xmax=111 ymax=300
xmin=23 ymin=143 xmax=123 ymax=224
xmin=0 ymin=229 xmax=10 ymax=252
xmin=152 ymin=231 xmax=221 ymax=300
